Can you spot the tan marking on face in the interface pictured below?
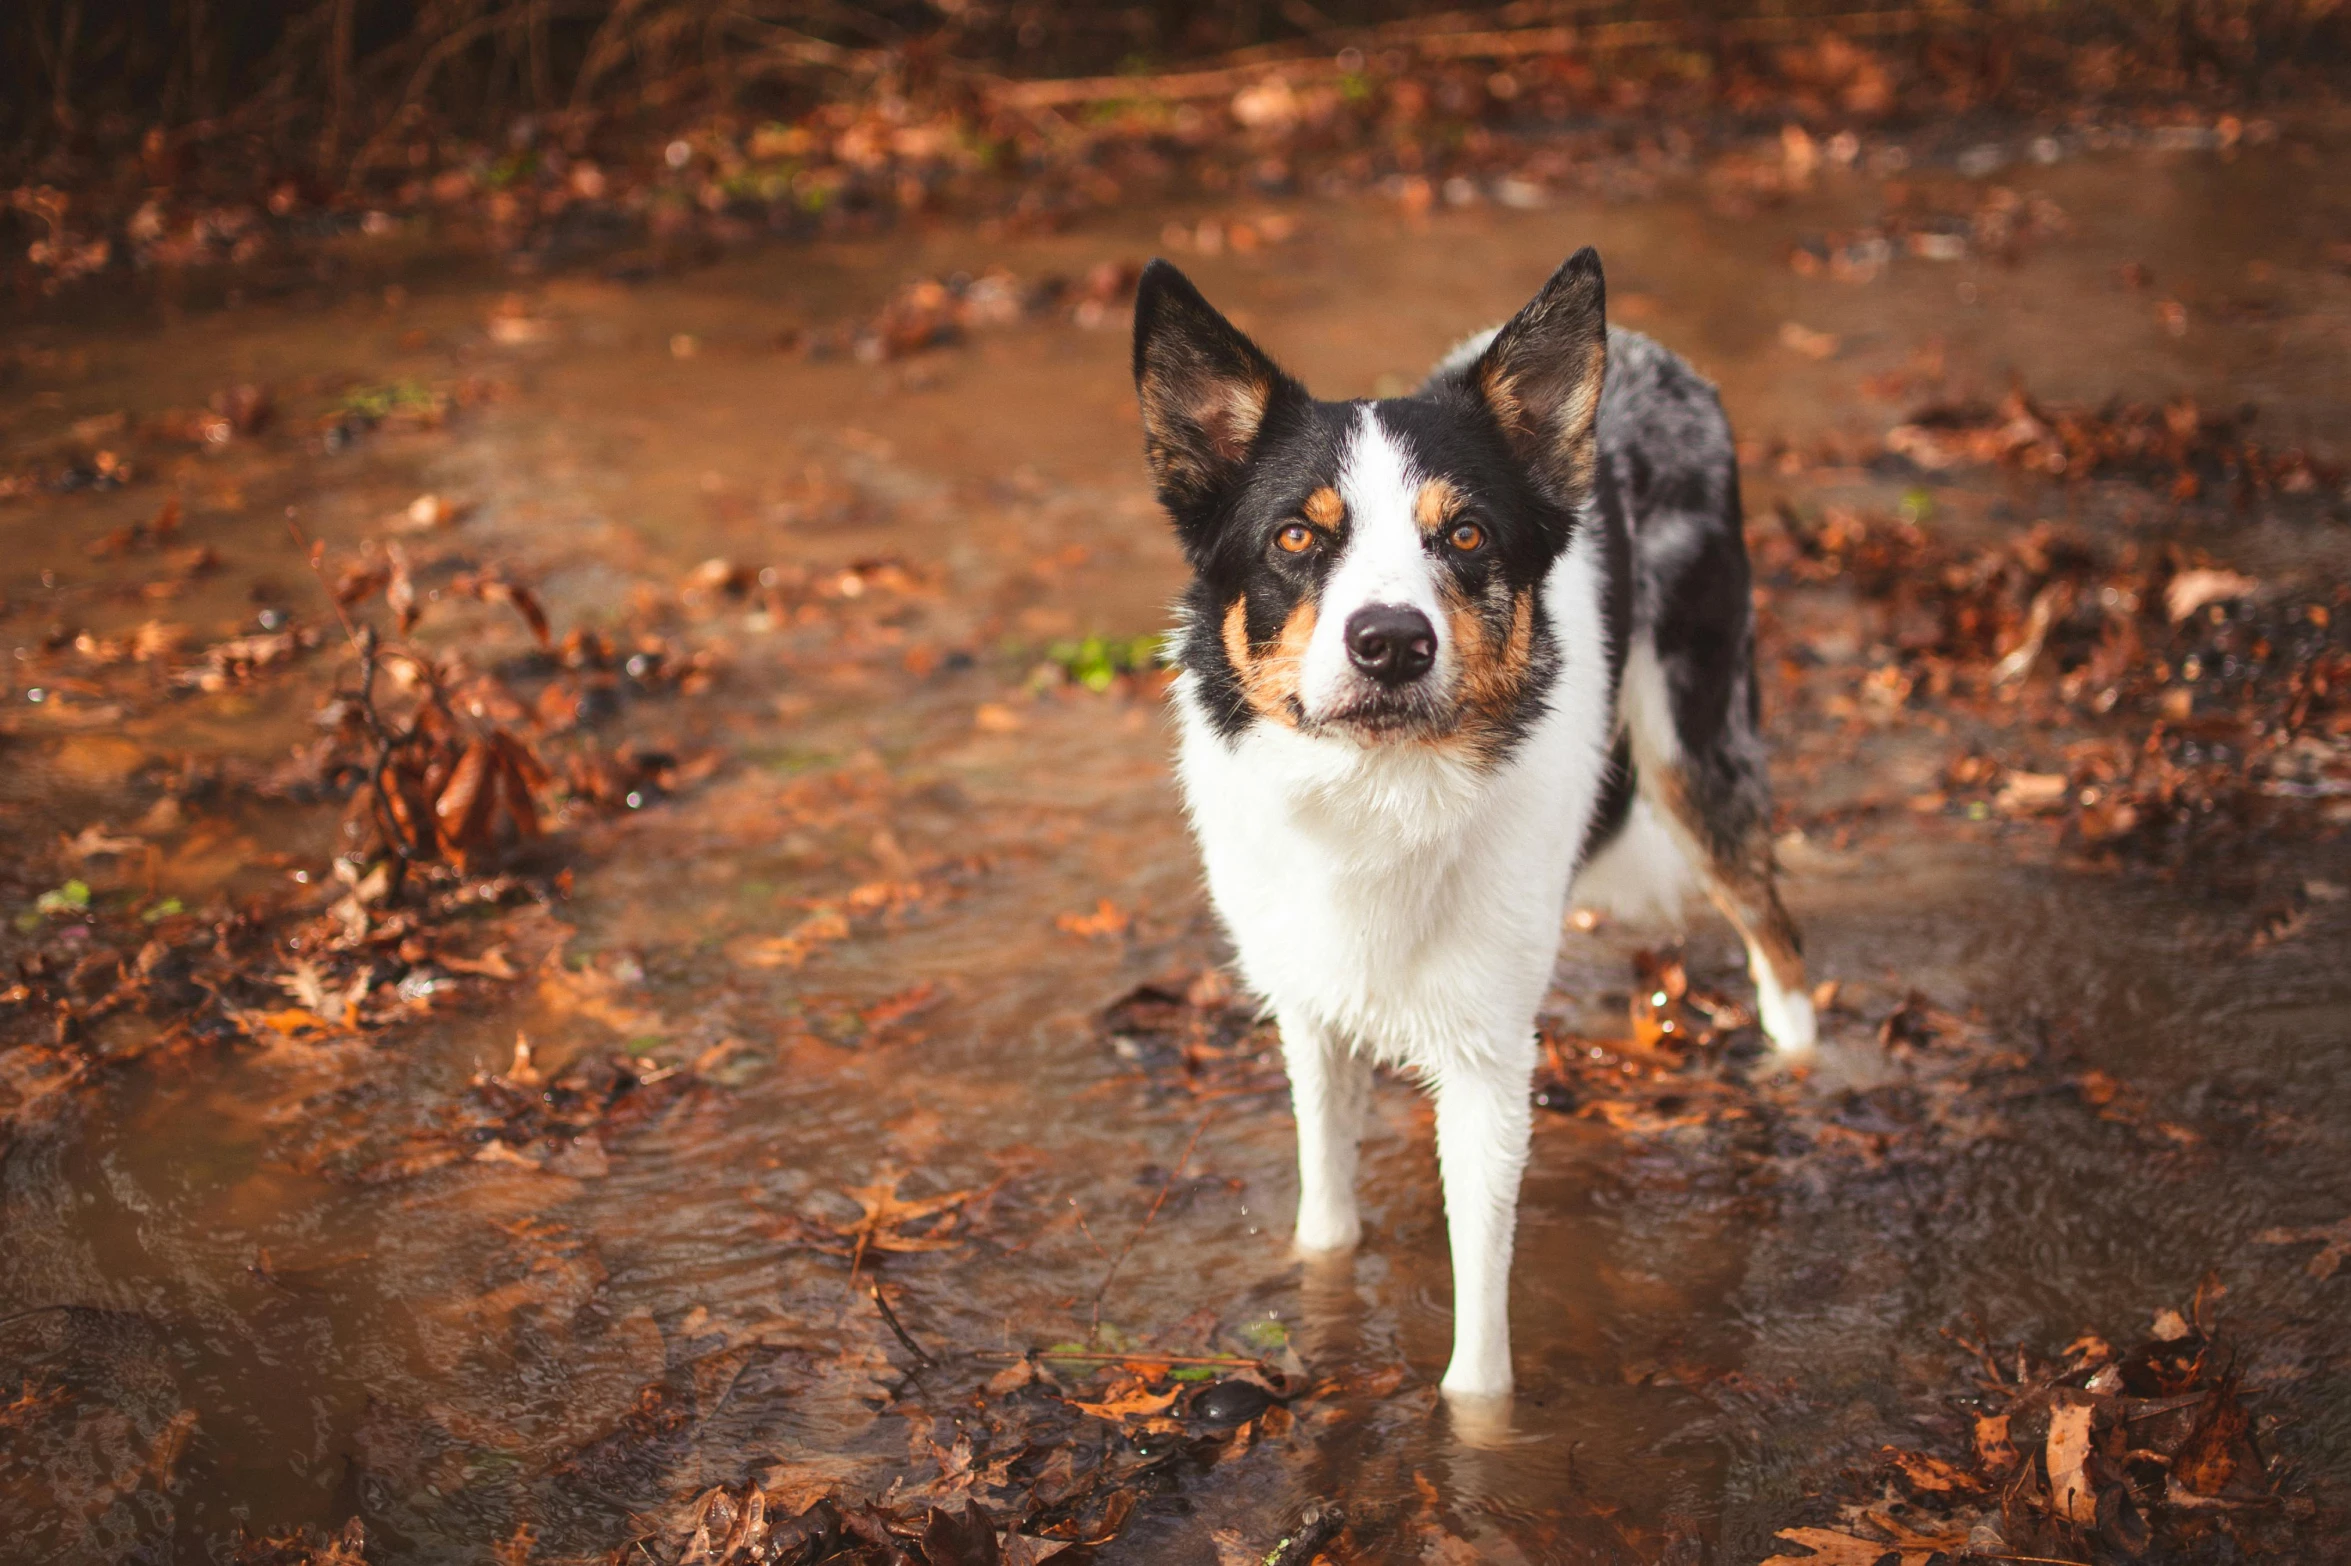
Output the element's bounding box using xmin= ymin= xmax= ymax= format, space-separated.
xmin=1427 ymin=583 xmax=1537 ymax=761
xmin=1302 ymin=486 xmax=1344 ymax=527
xmin=1414 ymin=477 xmax=1462 ymax=536
xmin=1221 ymin=594 xmax=1317 ymax=727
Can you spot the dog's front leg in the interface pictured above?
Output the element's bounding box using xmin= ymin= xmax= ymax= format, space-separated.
xmin=1281 ymin=1016 xmax=1372 ymax=1255
xmin=1432 ymin=1044 xmax=1535 ymax=1402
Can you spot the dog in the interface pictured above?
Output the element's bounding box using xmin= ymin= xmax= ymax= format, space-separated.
xmin=1130 ymin=248 xmax=1814 ymax=1405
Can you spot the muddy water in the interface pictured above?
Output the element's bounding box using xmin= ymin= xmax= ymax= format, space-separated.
xmin=4 ymin=129 xmax=2351 ymax=1563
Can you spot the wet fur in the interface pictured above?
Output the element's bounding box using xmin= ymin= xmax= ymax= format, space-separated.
xmin=1132 ymin=253 xmax=1811 ymax=1404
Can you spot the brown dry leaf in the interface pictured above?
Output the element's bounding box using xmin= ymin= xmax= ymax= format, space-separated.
xmin=1067 ymin=1383 xmax=1180 ymax=1423
xmin=386 ymin=542 xmax=418 ymax=633
xmin=2254 ymin=1217 xmax=2351 ymax=1279
xmin=983 ymin=1358 xmax=1036 ymax=1396
xmin=1995 ymin=770 xmax=2070 ymax=814
xmin=491 ymin=1521 xmax=536 ymax=1566
xmin=536 ymin=956 xmax=666 ymax=1038
xmin=404 ymin=493 xmax=468 ymax=530
xmin=132 ymin=619 xmax=188 ymax=661
xmin=442 ymin=947 xmax=520 ymax=980
xmin=1055 ymin=899 xmax=1130 ymax=940
xmin=501 ymin=1034 xmax=544 ymax=1087
xmin=2172 ymin=1373 xmax=2251 ymax=1497
xmin=825 ymin=1176 xmax=975 ymax=1272
xmin=1000 ymin=1533 xmax=1070 ymax=1565
xmin=2046 ymin=1398 xmax=2098 ymax=1523
xmin=1779 ymin=322 xmax=1841 ymax=360
xmin=63 ymin=823 xmax=145 ymax=859
xmin=1759 ymin=1527 xmax=1894 ymax=1566
xmin=1418 ymin=1529 xmax=1484 ymax=1565
xmin=728 ymin=906 xmax=852 ymax=971
xmin=1882 ymin=1447 xmax=1981 ymax=1493
xmin=2164 ymin=567 xmax=2258 ymax=623
xmin=278 ymin=958 xmax=367 ymax=1021
xmin=474 ymin=1140 xmax=544 ymax=1169
xmin=1863 ymin=1512 xmax=1969 ymax=1556
xmin=434 ymin=740 xmax=498 ymax=857
xmin=1974 ymin=1411 xmax=2019 ymax=1474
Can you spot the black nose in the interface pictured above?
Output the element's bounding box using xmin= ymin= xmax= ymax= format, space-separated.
xmin=1344 ymin=604 xmax=1437 ymax=686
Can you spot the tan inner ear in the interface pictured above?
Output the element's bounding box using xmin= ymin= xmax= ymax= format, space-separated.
xmin=1221 ymin=594 xmax=1316 ymax=726
xmin=1479 ymin=339 xmax=1607 ymax=498
xmin=1478 ymin=363 xmax=1530 ymax=444
xmin=1187 ymin=375 xmax=1272 ymax=463
xmin=1140 ymin=360 xmax=1273 ymax=494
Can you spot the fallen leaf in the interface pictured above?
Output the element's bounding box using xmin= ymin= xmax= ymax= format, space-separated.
xmin=474 ymin=1139 xmax=544 ymax=1169
xmin=1883 ymin=1447 xmax=1980 ymax=1493
xmin=2172 ymin=1372 xmax=2251 ymax=1497
xmin=984 ymin=1359 xmax=1036 ymax=1395
xmin=2046 ymin=1398 xmax=2098 ymax=1523
xmin=2255 ymin=1218 xmax=2351 ymax=1279
xmin=1056 ymin=899 xmax=1130 ymax=940
xmin=922 ymin=1502 xmax=1001 ymax=1566
xmin=816 ymin=1176 xmax=976 ymax=1273
xmin=63 ymin=823 xmax=145 ymax=859
xmin=1779 ymin=321 xmax=1841 ymax=360
xmin=1068 ymin=1384 xmax=1180 ymax=1423
xmin=1760 ymin=1527 xmax=1894 ymax=1566
xmin=1995 ymin=770 xmax=2070 ymax=814
xmin=2165 ymin=567 xmax=2258 ymax=623
xmin=1974 ymin=1411 xmax=2018 ymax=1474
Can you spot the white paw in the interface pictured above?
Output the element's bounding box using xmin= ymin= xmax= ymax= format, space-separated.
xmin=1293 ymin=1212 xmax=1361 ymax=1255
xmin=1757 ymin=983 xmax=1817 ymax=1054
xmin=1438 ymin=1355 xmax=1513 ymax=1403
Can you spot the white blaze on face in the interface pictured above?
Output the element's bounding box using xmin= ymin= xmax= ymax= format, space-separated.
xmin=1296 ymin=406 xmax=1452 ymax=721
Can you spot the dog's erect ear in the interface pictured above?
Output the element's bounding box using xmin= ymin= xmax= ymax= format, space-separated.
xmin=1470 ymin=247 xmax=1609 ymax=507
xmin=1133 ymin=260 xmax=1299 ymax=516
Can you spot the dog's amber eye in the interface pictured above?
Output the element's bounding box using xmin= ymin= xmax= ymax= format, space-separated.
xmin=1275 ymin=523 xmax=1316 ymax=554
xmin=1448 ymin=521 xmax=1487 ymax=552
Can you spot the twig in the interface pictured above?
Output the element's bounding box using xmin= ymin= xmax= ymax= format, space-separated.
xmin=1066 ymin=1197 xmax=1107 ymax=1262
xmin=870 ymin=1284 xmax=936 ymax=1367
xmin=0 ymin=1303 xmax=78 ymax=1332
xmin=1088 ymin=1110 xmax=1214 ymax=1340
xmin=1939 ymin=1319 xmax=2008 ymax=1387
xmin=971 ymin=1350 xmax=1268 ymax=1368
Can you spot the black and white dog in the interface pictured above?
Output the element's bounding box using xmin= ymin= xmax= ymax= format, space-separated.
xmin=1131 ymin=249 xmax=1813 ymax=1406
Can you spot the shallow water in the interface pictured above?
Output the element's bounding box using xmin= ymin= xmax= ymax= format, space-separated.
xmin=4 ymin=127 xmax=2350 ymax=1563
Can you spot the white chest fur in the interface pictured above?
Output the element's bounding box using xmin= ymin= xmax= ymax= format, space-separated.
xmin=1172 ymin=522 xmax=1616 ymax=1073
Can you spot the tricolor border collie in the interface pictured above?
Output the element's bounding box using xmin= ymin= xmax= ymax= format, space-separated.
xmin=1132 ymin=248 xmax=1814 ymax=1406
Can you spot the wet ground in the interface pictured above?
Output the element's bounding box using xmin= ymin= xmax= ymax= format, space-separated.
xmin=4 ymin=119 xmax=2351 ymax=1564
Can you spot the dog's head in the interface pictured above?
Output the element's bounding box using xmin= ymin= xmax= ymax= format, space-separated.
xmin=1134 ymin=249 xmax=1608 ymax=762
